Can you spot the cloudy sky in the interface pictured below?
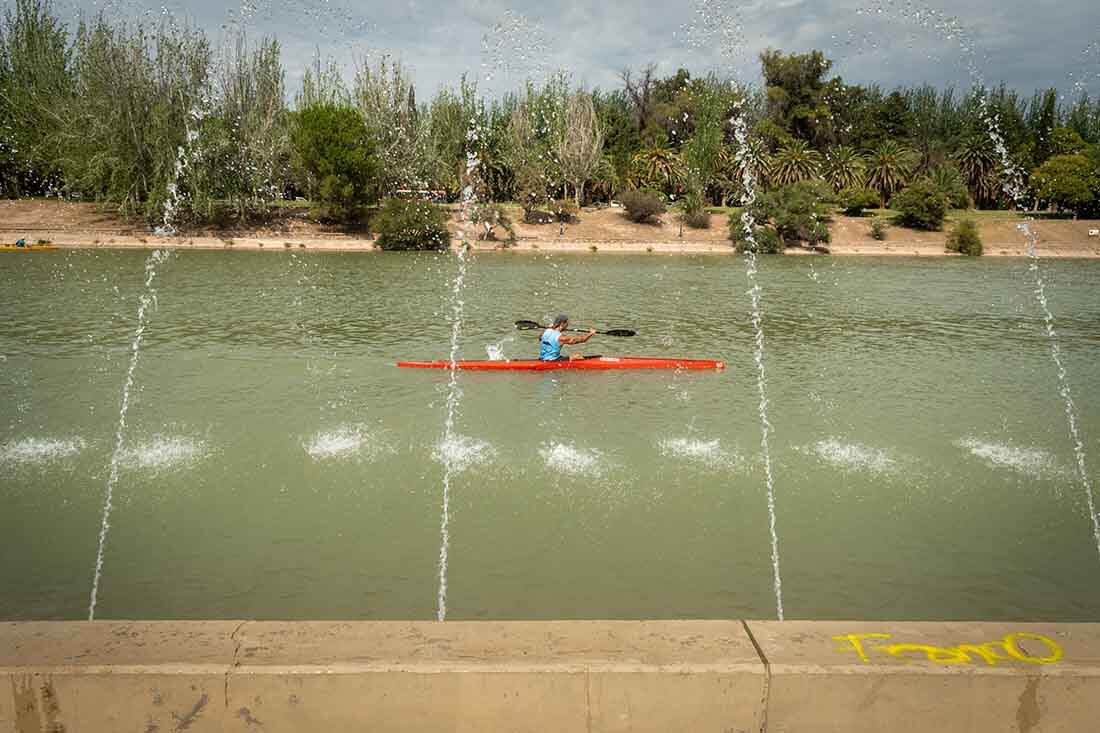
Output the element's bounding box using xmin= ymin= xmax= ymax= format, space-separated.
xmin=47 ymin=0 xmax=1100 ymax=99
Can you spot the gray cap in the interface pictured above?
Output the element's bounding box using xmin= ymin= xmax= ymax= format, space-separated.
xmin=552 ymin=314 xmax=569 ymax=326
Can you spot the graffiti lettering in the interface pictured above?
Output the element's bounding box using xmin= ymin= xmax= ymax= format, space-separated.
xmin=833 ymin=632 xmax=1063 ymax=666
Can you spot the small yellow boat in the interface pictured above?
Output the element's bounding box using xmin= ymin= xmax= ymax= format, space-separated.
xmin=1 ymin=244 xmax=56 ymax=251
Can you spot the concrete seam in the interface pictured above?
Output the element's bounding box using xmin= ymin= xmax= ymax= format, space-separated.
xmin=225 ymin=620 xmax=248 ymax=711
xmin=742 ymin=620 xmax=771 ymax=733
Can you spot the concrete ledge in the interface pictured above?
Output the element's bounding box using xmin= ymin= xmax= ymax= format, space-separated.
xmin=2 ymin=621 xmax=1098 ymax=731
xmin=745 ymin=621 xmax=1100 ymax=733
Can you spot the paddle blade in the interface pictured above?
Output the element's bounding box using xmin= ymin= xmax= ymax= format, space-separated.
xmin=514 ymin=320 xmax=542 ymax=330
xmin=603 ymin=329 xmax=636 ymax=337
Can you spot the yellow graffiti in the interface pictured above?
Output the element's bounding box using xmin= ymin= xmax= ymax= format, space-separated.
xmin=833 ymin=632 xmax=1063 ymax=666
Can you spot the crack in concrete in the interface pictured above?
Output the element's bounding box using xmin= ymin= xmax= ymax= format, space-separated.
xmin=225 ymin=621 xmax=249 ymax=712
xmin=741 ymin=621 xmax=771 ymax=733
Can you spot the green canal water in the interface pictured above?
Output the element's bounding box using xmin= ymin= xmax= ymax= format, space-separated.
xmin=1 ymin=249 xmax=1098 ymax=621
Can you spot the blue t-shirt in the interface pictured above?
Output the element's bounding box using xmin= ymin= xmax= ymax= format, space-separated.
xmin=539 ymin=328 xmax=562 ymax=361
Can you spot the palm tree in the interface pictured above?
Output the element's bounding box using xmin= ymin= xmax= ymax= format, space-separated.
xmin=926 ymin=164 xmax=970 ymax=208
xmin=865 ymin=140 xmax=917 ymax=208
xmin=589 ymin=154 xmax=620 ymax=203
xmin=630 ymin=147 xmax=685 ymax=194
xmin=954 ymin=136 xmax=999 ymax=208
xmin=769 ymin=140 xmax=822 ymax=187
xmin=822 ymin=146 xmax=866 ymax=192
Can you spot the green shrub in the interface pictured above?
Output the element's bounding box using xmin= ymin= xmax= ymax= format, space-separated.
xmin=926 ymin=165 xmax=971 ymax=209
xmin=291 ymin=103 xmax=379 ymax=221
xmin=838 ymin=186 xmax=880 ymax=216
xmin=730 ymin=219 xmax=783 ymax=253
xmin=870 ymin=217 xmax=888 ymax=241
xmin=373 ymin=198 xmax=451 ymax=251
xmin=620 ymin=190 xmax=666 ymax=223
xmin=680 ymin=191 xmax=711 ymax=229
xmin=551 ymin=199 xmax=578 ymax=223
xmin=470 ymin=203 xmax=515 ymax=242
xmin=684 ymin=210 xmax=711 ymax=229
xmin=515 ymin=165 xmax=550 ymax=223
xmin=893 ymin=181 xmax=948 ymax=230
xmin=523 ymin=208 xmax=554 ymax=224
xmin=946 ymin=219 xmax=983 ymax=256
xmin=748 ymin=180 xmax=832 ymax=247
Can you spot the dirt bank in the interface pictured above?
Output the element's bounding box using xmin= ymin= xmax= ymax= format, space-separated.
xmin=3 ymin=199 xmax=1099 ymax=257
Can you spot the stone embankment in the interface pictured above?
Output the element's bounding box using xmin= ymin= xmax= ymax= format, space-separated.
xmin=2 ymin=620 xmax=1098 ymax=731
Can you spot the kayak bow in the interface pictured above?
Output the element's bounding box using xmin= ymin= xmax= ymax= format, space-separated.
xmin=397 ymin=356 xmax=725 ymax=371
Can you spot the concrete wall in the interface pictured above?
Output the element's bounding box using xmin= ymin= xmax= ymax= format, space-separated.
xmin=2 ymin=620 xmax=1097 ymax=732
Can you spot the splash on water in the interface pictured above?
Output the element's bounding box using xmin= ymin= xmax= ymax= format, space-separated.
xmin=732 ymin=101 xmax=785 ymax=621
xmin=435 ymin=122 xmax=483 ymax=622
xmin=89 ymin=249 xmax=169 ymax=622
xmin=956 ymin=437 xmax=1058 ymax=479
xmin=0 ymin=437 xmax=86 ymax=466
xmin=486 ymin=335 xmax=516 ymax=361
xmin=119 ymin=435 xmax=208 ymax=474
xmin=804 ymin=439 xmax=898 ymax=476
xmin=659 ymin=437 xmax=742 ymax=471
xmin=305 ymin=425 xmax=393 ymax=463
xmin=539 ymin=442 xmax=606 ymax=478
xmin=433 ymin=434 xmax=495 ymax=474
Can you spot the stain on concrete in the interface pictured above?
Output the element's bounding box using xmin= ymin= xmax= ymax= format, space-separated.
xmin=145 ymin=718 xmax=160 ymax=733
xmin=1016 ymin=677 xmax=1042 ymax=733
xmin=172 ymin=694 xmax=209 ymax=731
xmin=40 ymin=678 xmax=62 ymax=723
xmin=13 ymin=676 xmax=39 ymax=733
xmin=288 ymin=694 xmax=301 ymax=706
xmin=238 ymin=707 xmax=264 ymax=727
xmin=857 ymin=677 xmax=888 ymax=713
xmin=11 ymin=675 xmax=65 ymax=733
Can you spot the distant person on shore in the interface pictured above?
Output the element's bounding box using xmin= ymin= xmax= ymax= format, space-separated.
xmin=14 ymin=238 xmax=26 ymax=248
xmin=540 ymin=315 xmax=595 ymax=361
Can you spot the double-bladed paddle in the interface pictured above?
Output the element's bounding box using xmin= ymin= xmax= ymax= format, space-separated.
xmin=514 ymin=320 xmax=636 ymax=337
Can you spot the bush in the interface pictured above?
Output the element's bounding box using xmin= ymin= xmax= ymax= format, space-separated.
xmin=680 ymin=191 xmax=711 ymax=229
xmin=748 ymin=180 xmax=832 ymax=247
xmin=683 ymin=210 xmax=711 ymax=229
xmin=731 ymin=223 xmax=783 ymax=254
xmin=551 ymin=199 xmax=578 ymax=223
xmin=893 ymin=181 xmax=948 ymax=230
xmin=470 ymin=203 xmax=515 ymax=242
xmin=926 ymin=165 xmax=971 ymax=209
xmin=946 ymin=219 xmax=983 ymax=256
xmin=620 ymin=190 xmax=666 ymax=223
xmin=291 ymin=103 xmax=379 ymax=221
xmin=839 ymin=186 xmax=880 ymax=216
xmin=870 ymin=217 xmax=888 ymax=240
xmin=373 ymin=198 xmax=451 ymax=250
xmin=515 ymin=164 xmax=550 ymax=222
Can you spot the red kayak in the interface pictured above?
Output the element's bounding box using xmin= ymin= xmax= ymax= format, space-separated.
xmin=396 ymin=356 xmax=725 ymax=371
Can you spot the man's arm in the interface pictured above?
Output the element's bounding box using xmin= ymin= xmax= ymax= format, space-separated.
xmin=559 ymin=330 xmax=596 ymax=345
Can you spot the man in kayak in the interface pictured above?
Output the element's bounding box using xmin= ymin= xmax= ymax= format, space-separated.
xmin=540 ymin=315 xmax=596 ymax=361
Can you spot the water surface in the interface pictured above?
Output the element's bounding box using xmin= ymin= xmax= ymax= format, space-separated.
xmin=1 ymin=250 xmax=1098 ymax=621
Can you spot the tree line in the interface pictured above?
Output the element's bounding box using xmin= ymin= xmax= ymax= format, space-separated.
xmin=3 ymin=0 xmax=1100 ymax=228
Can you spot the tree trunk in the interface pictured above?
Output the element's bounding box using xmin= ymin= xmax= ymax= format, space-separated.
xmin=575 ymin=180 xmax=584 ymax=208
